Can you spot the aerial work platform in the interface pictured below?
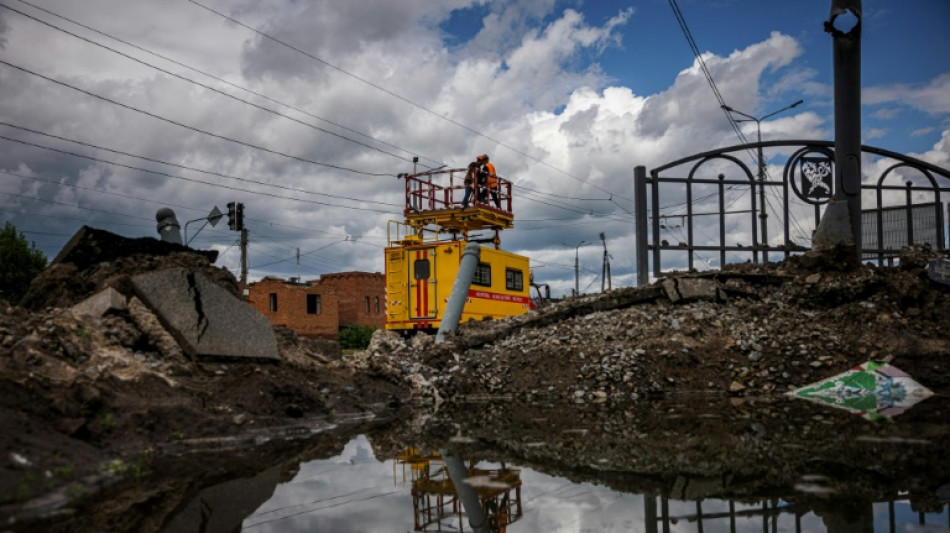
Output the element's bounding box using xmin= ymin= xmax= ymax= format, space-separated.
xmin=401 ymin=168 xmax=514 ymax=238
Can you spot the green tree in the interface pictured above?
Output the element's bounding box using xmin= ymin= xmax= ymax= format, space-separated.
xmin=337 ymin=325 xmax=376 ymax=350
xmin=0 ymin=222 xmax=48 ymax=304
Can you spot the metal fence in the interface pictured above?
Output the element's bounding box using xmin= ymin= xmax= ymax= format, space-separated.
xmin=635 ymin=140 xmax=950 ymax=285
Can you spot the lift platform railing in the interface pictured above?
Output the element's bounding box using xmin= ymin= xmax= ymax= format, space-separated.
xmin=403 ymin=168 xmax=513 ymax=215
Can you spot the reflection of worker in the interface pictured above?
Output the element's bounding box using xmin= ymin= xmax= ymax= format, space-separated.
xmin=478 ymin=154 xmax=500 ymax=207
xmin=460 ymin=161 xmax=479 ymax=208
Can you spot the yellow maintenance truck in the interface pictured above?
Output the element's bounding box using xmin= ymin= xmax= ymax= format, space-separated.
xmin=385 ymin=166 xmax=534 ymax=333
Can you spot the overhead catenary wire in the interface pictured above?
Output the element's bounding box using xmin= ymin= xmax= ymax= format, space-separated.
xmin=188 ymin=0 xmax=634 ymax=202
xmin=0 ymin=134 xmax=394 ymax=214
xmin=0 ymin=2 xmax=438 ymax=169
xmin=0 ymin=122 xmax=401 ymax=208
xmin=0 ymin=59 xmax=393 ymax=178
xmin=6 ymin=0 xmax=448 ymax=170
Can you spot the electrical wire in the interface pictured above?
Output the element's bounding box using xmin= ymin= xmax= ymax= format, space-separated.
xmin=0 ymin=58 xmax=393 ymax=177
xmin=7 ymin=0 xmax=447 ymax=170
xmin=0 ymin=189 xmax=153 ymax=221
xmin=0 ymin=122 xmax=400 ymax=208
xmin=0 ymin=2 xmax=431 ymax=167
xmin=0 ymin=134 xmax=394 ymax=213
xmin=188 ymin=0 xmax=634 ymax=202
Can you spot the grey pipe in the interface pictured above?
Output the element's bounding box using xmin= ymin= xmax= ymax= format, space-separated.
xmin=156 ymin=207 xmax=182 ymax=245
xmin=439 ymin=451 xmax=490 ymax=533
xmin=435 ymin=242 xmax=480 ymax=344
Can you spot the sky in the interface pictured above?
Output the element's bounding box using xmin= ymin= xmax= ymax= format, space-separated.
xmin=1 ymin=0 xmax=949 ymax=297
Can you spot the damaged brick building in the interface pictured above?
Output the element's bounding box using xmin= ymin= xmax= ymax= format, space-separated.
xmin=247 ymin=271 xmax=385 ymax=339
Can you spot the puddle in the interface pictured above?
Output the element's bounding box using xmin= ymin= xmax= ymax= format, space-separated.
xmin=234 ymin=434 xmax=949 ymax=532
xmin=166 ymin=395 xmax=950 ymax=533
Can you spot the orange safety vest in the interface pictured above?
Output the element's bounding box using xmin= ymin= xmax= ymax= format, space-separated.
xmin=485 ymin=162 xmax=497 ymax=187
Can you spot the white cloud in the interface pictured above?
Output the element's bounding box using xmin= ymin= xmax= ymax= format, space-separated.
xmin=871 ymin=107 xmax=899 ymax=120
xmin=863 ymin=73 xmax=950 ymax=115
xmin=2 ymin=1 xmax=947 ymax=294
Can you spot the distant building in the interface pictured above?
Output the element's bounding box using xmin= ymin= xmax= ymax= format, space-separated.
xmin=247 ymin=271 xmax=385 ymax=339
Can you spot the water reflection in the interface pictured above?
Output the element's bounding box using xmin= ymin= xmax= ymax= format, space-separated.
xmin=395 ymin=447 xmax=523 ymax=531
xmin=239 ymin=435 xmax=949 ymax=532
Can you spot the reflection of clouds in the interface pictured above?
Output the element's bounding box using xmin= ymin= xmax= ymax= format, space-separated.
xmin=242 ymin=436 xmax=949 ymax=532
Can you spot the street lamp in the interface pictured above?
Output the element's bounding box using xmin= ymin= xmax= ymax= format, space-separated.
xmin=721 ymin=99 xmax=804 ymax=261
xmin=571 ymin=240 xmax=587 ymax=297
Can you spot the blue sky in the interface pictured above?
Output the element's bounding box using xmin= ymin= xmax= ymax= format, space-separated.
xmin=1 ymin=0 xmax=948 ymax=296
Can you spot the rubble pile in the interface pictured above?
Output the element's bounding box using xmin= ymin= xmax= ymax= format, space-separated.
xmin=1 ymin=228 xmax=409 ymax=520
xmin=351 ymin=245 xmax=950 ymax=405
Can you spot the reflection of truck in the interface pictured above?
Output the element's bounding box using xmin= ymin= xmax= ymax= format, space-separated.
xmin=385 ymin=167 xmax=534 ymax=334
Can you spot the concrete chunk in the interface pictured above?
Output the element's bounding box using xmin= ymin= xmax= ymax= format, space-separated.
xmin=662 ymin=277 xmax=722 ymax=304
xmin=131 ymin=267 xmax=279 ymax=361
xmin=71 ymin=287 xmax=127 ymax=317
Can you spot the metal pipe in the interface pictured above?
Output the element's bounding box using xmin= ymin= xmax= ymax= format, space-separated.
xmin=156 ymin=207 xmax=182 ymax=245
xmin=435 ymin=243 xmax=480 ymax=344
xmin=439 ymin=451 xmax=490 ymax=533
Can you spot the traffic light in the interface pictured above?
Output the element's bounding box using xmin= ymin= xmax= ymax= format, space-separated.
xmin=227 ymin=202 xmax=237 ymax=230
xmin=235 ymin=202 xmax=244 ymax=231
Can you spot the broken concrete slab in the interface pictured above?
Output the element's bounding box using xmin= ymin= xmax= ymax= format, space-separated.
xmin=131 ymin=267 xmax=279 ymax=361
xmin=661 ymin=277 xmax=723 ymax=304
xmin=71 ymin=287 xmax=127 ymax=318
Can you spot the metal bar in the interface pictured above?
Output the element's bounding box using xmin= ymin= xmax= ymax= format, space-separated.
xmin=687 ymin=176 xmax=695 ymax=270
xmin=719 ymin=174 xmax=727 ymax=268
xmin=652 ymin=140 xmax=949 ymax=179
xmin=651 ymin=169 xmax=662 ymax=281
xmin=906 ymin=182 xmax=915 ymax=245
xmin=635 ymin=166 xmax=649 ymax=286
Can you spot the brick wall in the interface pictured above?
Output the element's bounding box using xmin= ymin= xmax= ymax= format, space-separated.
xmin=246 ymin=271 xmax=384 ymax=339
xmin=247 ymin=278 xmax=340 ymax=339
xmin=319 ymin=272 xmax=386 ymax=328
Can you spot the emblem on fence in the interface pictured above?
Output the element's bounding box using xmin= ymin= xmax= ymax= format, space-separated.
xmin=789 ymin=153 xmax=834 ymax=204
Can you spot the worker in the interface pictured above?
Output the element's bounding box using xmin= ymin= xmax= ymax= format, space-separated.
xmin=478 ymin=154 xmax=500 ymax=208
xmin=460 ymin=161 xmax=479 ymax=208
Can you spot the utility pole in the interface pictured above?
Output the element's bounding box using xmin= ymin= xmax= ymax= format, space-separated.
xmin=240 ymin=227 xmax=248 ymax=298
xmin=599 ymin=232 xmax=611 ymax=292
xmin=228 ymin=201 xmax=248 ymax=298
xmin=567 ymin=240 xmax=587 ymax=297
xmin=722 ymin=100 xmax=804 ymax=262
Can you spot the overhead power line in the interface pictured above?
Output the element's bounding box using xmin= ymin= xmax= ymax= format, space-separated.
xmin=0 ymin=189 xmax=153 ymax=222
xmin=0 ymin=58 xmax=392 ymax=177
xmin=188 ymin=0 xmax=633 ymax=202
xmin=0 ymin=134 xmax=394 ymax=213
xmin=7 ymin=0 xmax=447 ymax=170
xmin=0 ymin=122 xmax=400 ymax=208
xmin=0 ymin=1 xmax=441 ymax=169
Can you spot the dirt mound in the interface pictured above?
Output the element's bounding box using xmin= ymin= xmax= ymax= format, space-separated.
xmin=1 ymin=228 xmax=409 ymax=526
xmin=19 ymin=226 xmax=233 ymax=310
xmin=354 ymin=244 xmax=950 ymax=403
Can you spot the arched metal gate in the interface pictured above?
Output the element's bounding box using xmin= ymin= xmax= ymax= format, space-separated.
xmin=634 ymin=140 xmax=950 ymax=286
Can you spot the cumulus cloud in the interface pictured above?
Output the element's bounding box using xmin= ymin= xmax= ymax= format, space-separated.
xmin=1 ymin=1 xmax=947 ymax=296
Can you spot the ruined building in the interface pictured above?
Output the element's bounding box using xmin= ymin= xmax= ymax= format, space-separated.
xmin=247 ymin=271 xmax=385 ymax=339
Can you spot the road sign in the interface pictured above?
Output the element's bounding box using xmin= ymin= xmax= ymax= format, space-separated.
xmin=208 ymin=206 xmax=223 ymax=227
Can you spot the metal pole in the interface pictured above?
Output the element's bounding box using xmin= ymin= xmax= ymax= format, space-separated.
xmin=634 ymin=166 xmax=649 ymax=286
xmin=575 ymin=247 xmax=580 ymax=297
xmin=240 ymin=227 xmax=248 ymax=299
xmin=823 ymin=0 xmax=863 ymax=256
xmin=721 ymin=101 xmax=804 ymax=261
xmin=756 ymin=122 xmax=769 ymax=262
